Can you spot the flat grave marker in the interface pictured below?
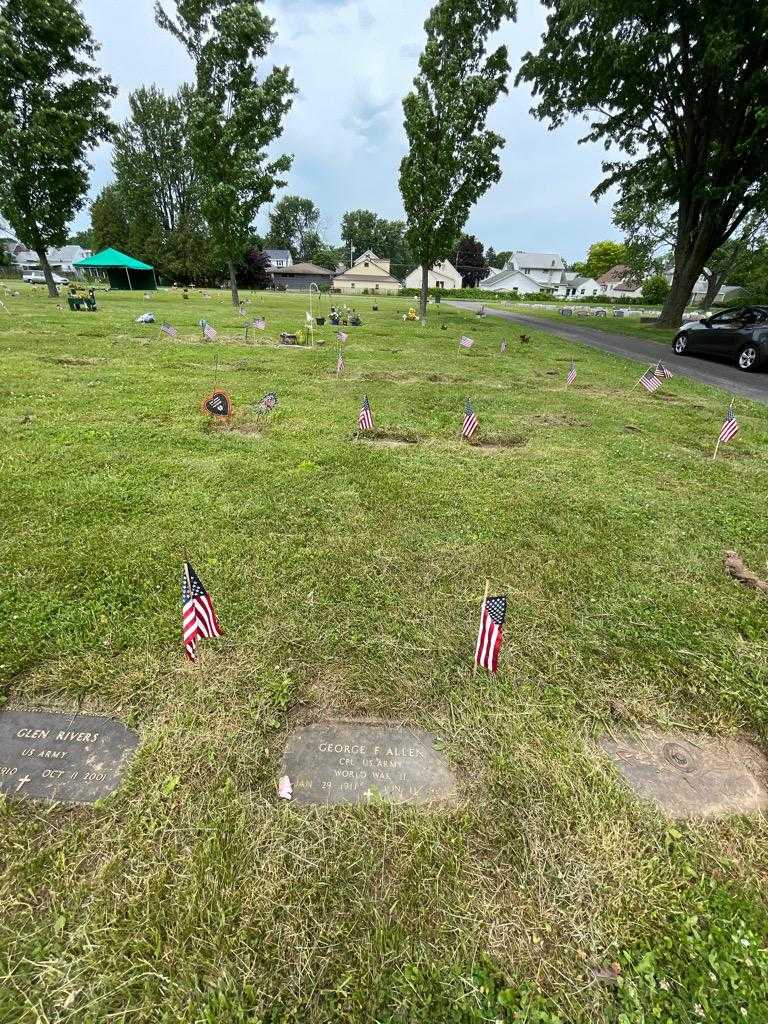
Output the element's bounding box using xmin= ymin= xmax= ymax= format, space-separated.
xmin=599 ymin=728 xmax=768 ymax=819
xmin=281 ymin=721 xmax=457 ymax=807
xmin=0 ymin=708 xmax=138 ymax=804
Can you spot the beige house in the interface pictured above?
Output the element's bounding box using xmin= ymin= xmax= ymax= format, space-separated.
xmin=333 ymin=249 xmax=401 ymax=295
xmin=403 ymin=258 xmax=461 ymax=290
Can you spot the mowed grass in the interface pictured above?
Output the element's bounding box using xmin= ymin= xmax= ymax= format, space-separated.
xmin=1 ymin=284 xmax=768 ymax=1022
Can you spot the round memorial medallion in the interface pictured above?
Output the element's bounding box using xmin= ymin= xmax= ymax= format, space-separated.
xmin=662 ymin=741 xmax=697 ymax=773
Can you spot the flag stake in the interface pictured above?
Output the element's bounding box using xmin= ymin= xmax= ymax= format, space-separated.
xmin=712 ymin=438 xmax=721 ymax=461
xmin=473 ymin=579 xmax=490 ymax=677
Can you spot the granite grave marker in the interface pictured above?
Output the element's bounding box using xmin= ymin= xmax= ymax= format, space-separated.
xmin=281 ymin=721 xmax=457 ymax=807
xmin=0 ymin=709 xmax=138 ymax=804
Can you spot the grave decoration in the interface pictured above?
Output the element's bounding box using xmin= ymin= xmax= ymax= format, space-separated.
xmin=256 ymin=392 xmax=278 ymax=413
xmin=202 ymin=390 xmax=232 ymax=418
xmin=280 ymin=722 xmax=457 ymax=807
xmin=0 ymin=708 xmax=138 ymax=804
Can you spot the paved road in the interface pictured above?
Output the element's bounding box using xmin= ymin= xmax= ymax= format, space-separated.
xmin=449 ymin=301 xmax=768 ymax=405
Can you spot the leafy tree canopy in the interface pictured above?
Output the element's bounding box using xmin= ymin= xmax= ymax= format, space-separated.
xmin=0 ymin=0 xmax=115 ymax=296
xmin=399 ymin=0 xmax=516 ymax=318
xmin=641 ymin=274 xmax=670 ymax=305
xmin=155 ymin=0 xmax=296 ymax=304
xmin=517 ymin=1 xmax=768 ymax=325
xmin=572 ymin=240 xmax=627 ymax=280
xmin=456 ymin=234 xmax=489 ymax=287
xmin=267 ymin=195 xmax=321 ymax=261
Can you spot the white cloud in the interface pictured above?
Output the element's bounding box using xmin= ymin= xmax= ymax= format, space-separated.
xmin=75 ymin=0 xmax=619 ymax=261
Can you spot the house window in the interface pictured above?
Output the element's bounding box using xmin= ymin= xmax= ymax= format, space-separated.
xmin=436 ymin=280 xmax=444 ymax=288
xmin=375 ymin=283 xmax=379 ymax=289
xmin=350 ymin=282 xmax=355 ymax=288
xmin=364 ymin=261 xmax=369 ymax=268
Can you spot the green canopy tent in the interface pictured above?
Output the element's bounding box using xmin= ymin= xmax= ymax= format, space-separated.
xmin=73 ymin=248 xmax=157 ymax=291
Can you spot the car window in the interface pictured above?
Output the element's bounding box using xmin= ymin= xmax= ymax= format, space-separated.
xmin=709 ymin=308 xmax=745 ymax=324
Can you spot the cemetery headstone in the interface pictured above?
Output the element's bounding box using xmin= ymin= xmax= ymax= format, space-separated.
xmin=0 ymin=708 xmax=138 ymax=803
xmin=599 ymin=728 xmax=768 ymax=819
xmin=281 ymin=721 xmax=457 ymax=807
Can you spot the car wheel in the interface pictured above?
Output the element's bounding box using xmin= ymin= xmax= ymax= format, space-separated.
xmin=673 ymin=334 xmax=688 ymax=355
xmin=737 ymin=345 xmax=759 ymax=372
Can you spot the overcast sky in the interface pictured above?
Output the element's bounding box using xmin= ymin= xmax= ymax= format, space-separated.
xmin=76 ymin=0 xmax=619 ymax=262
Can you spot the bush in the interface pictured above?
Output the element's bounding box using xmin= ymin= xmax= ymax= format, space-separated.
xmin=642 ymin=274 xmax=670 ymax=304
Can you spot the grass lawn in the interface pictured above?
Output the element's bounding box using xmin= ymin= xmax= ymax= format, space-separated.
xmin=484 ymin=301 xmax=682 ymax=346
xmin=1 ymin=284 xmax=768 ymax=1022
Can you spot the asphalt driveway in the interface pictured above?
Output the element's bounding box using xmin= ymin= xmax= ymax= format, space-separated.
xmin=449 ymin=301 xmax=768 ymax=406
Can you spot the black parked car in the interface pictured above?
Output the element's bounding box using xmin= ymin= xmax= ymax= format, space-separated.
xmin=672 ymin=306 xmax=768 ymax=371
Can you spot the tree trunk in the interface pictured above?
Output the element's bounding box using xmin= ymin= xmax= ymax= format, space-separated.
xmin=39 ymin=247 xmax=59 ymax=299
xmin=701 ymin=269 xmax=726 ymax=310
xmin=227 ymin=259 xmax=239 ymax=307
xmin=659 ymin=226 xmax=713 ymax=327
xmin=419 ymin=264 xmax=429 ymax=324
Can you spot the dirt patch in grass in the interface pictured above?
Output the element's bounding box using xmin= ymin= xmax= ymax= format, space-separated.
xmin=623 ymin=425 xmax=643 ymax=434
xmin=356 ymin=430 xmax=419 ymax=448
xmin=466 ymin=435 xmax=526 ymax=452
xmin=205 ymin=416 xmax=268 ymax=437
xmin=40 ymin=355 xmax=102 ymax=366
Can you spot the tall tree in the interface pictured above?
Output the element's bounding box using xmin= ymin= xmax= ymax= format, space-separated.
xmin=155 ymin=0 xmax=296 ymax=305
xmin=339 ymin=210 xmax=412 ymax=275
xmin=573 ymin=240 xmax=627 ymax=280
xmin=399 ymin=0 xmax=516 ymax=320
xmin=0 ymin=0 xmax=115 ymax=297
xmin=67 ymin=229 xmax=93 ymax=249
xmin=456 ymin=233 xmax=488 ymax=287
xmin=518 ymin=2 xmax=768 ymax=326
xmin=114 ymin=86 xmax=199 ymax=236
xmin=90 ymin=185 xmax=130 ymax=254
xmin=267 ymin=195 xmax=320 ymax=260
xmin=485 ymin=245 xmax=497 ymax=267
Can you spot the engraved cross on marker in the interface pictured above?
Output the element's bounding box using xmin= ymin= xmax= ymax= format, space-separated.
xmin=15 ymin=775 xmax=31 ymax=792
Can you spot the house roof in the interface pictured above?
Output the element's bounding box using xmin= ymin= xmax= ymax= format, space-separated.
xmin=483 ymin=268 xmax=542 ymax=289
xmin=264 ymin=249 xmax=292 ymax=262
xmin=597 ymin=264 xmax=631 ymax=284
xmin=272 ymin=261 xmax=333 ymax=276
xmin=513 ymin=251 xmax=565 ymax=270
xmin=55 ymin=245 xmax=88 ymax=262
xmin=74 ymin=247 xmax=153 ymax=270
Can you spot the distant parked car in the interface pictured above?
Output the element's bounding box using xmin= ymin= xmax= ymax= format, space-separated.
xmin=22 ymin=271 xmax=68 ymax=285
xmin=673 ymin=305 xmax=768 ymax=372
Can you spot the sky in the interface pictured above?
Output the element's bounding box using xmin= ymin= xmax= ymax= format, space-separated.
xmin=76 ymin=0 xmax=620 ymax=263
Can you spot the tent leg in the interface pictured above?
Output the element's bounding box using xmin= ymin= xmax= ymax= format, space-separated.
xmin=126 ymin=267 xmax=133 ymax=291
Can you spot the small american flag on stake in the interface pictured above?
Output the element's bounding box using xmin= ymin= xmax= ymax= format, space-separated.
xmin=655 ymin=361 xmax=673 ymax=380
xmin=639 ymin=366 xmax=662 ymax=393
xmin=182 ymin=561 xmax=222 ymax=662
xmin=713 ymin=401 xmax=739 ymax=459
xmin=567 ymin=360 xmax=577 ymax=386
xmin=462 ymin=399 xmax=478 ymax=439
xmin=459 ymin=335 xmax=474 ymax=349
xmin=253 ymin=318 xmax=266 ymax=330
xmin=336 ymin=330 xmax=348 ymax=343
xmin=474 ymin=589 xmax=507 ymax=673
xmin=160 ymin=323 xmax=178 ymax=338
xmin=358 ymin=395 xmax=373 ymax=431
xmin=203 ymin=323 xmax=217 ymax=340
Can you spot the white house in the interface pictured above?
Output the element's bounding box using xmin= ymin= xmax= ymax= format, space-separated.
xmin=483 ymin=251 xmax=567 ymax=294
xmin=404 ymin=258 xmax=461 ymax=290
xmin=596 ymin=265 xmax=643 ymax=300
xmin=481 ymin=267 xmax=544 ymax=295
xmin=11 ymin=244 xmax=91 ymax=274
xmin=555 ymin=273 xmax=601 ymax=299
xmin=264 ymin=248 xmax=293 ymax=269
xmin=333 ymin=249 xmax=401 ymax=295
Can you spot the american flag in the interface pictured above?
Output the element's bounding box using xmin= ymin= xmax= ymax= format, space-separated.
xmin=462 ymin=399 xmax=478 ymax=439
xmin=257 ymin=391 xmax=278 ymax=412
xmin=160 ymin=323 xmax=178 ymax=338
xmin=306 ymin=311 xmax=314 ymax=324
xmin=203 ymin=323 xmax=217 ymax=340
xmin=655 ymin=361 xmax=673 ymax=380
xmin=474 ymin=593 xmax=507 ymax=673
xmin=336 ymin=350 xmax=345 ymax=375
xmin=639 ymin=366 xmax=662 ymax=393
xmin=253 ymin=318 xmax=266 ymax=330
xmin=336 ymin=330 xmax=348 ymax=343
xmin=358 ymin=395 xmax=373 ymax=431
xmin=718 ymin=402 xmax=739 ymax=444
xmin=459 ymin=335 xmax=474 ymax=349
xmin=567 ymin=360 xmax=577 ymax=385
xmin=182 ymin=561 xmax=222 ymax=662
